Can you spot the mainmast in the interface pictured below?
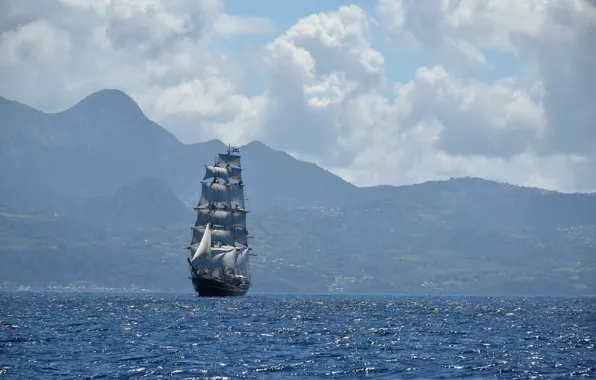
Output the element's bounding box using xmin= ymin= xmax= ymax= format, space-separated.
xmin=188 ymin=144 xmax=249 ymax=260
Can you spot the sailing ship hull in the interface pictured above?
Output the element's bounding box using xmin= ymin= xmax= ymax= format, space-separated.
xmin=191 ymin=275 xmax=249 ymax=297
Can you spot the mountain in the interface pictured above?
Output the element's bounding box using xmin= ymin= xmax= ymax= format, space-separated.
xmin=0 ymin=90 xmax=356 ymax=213
xmin=361 ymin=177 xmax=596 ymax=230
xmin=254 ymin=178 xmax=596 ymax=295
xmin=79 ymin=177 xmax=194 ymax=229
xmin=238 ymin=140 xmax=357 ymax=209
xmin=1 ymin=89 xmax=595 ymax=295
xmin=1 ymin=89 xmax=199 ymax=208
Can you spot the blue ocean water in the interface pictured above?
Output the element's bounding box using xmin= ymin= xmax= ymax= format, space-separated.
xmin=1 ymin=292 xmax=594 ymax=379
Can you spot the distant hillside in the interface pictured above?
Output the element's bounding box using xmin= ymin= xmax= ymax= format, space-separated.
xmin=1 ymin=89 xmax=595 ymax=295
xmin=359 ymin=177 xmax=596 ymax=230
xmin=236 ymin=141 xmax=357 ymax=210
xmin=78 ymin=177 xmax=194 ymax=229
xmin=248 ymin=177 xmax=596 ymax=295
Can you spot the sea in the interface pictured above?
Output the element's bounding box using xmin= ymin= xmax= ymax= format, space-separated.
xmin=1 ymin=292 xmax=594 ymax=379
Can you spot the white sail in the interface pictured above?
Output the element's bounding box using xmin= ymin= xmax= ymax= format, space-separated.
xmin=193 ymin=226 xmax=234 ymax=246
xmin=222 ymin=248 xmax=237 ymax=269
xmin=228 ymin=167 xmax=242 ymax=182
xmin=218 ymin=153 xmax=241 ymax=167
xmin=236 ymin=247 xmax=250 ymax=270
xmin=231 ymin=184 xmax=245 ymax=209
xmin=234 ymin=229 xmax=248 ymax=247
xmin=199 ymin=182 xmax=245 ymax=209
xmin=192 ymin=225 xmax=248 ymax=247
xmin=195 ymin=209 xmax=232 ymax=228
xmin=199 ymin=182 xmax=230 ymax=207
xmin=203 ymin=165 xmax=229 ymax=182
xmin=232 ymin=212 xmax=247 ymax=229
xmin=194 ymin=208 xmax=246 ymax=229
xmin=205 ymin=247 xmax=232 ymax=269
xmin=190 ymin=223 xmax=211 ymax=266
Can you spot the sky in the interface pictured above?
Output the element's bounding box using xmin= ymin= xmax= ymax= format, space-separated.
xmin=1 ymin=0 xmax=595 ymax=193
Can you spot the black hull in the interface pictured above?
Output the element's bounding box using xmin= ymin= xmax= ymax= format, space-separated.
xmin=191 ymin=275 xmax=250 ymax=297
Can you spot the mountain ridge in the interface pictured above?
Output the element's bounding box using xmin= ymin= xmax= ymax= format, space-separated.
xmin=0 ymin=90 xmax=590 ymax=196
xmin=1 ymin=89 xmax=595 ymax=295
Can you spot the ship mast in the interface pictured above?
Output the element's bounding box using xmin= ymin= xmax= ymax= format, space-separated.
xmin=187 ymin=144 xmax=250 ymax=274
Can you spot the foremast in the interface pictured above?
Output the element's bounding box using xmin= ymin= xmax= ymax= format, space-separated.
xmin=187 ymin=145 xmax=251 ymax=279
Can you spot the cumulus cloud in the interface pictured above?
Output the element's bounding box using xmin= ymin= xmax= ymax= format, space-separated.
xmin=0 ymin=0 xmax=594 ymax=192
xmin=379 ymin=0 xmax=596 ymax=152
xmin=0 ymin=0 xmax=267 ymax=144
xmin=397 ymin=66 xmax=546 ymax=158
xmin=252 ymin=0 xmax=595 ymax=191
xmin=212 ymin=14 xmax=276 ymax=37
xmin=373 ymin=0 xmax=596 ymax=190
xmin=259 ymin=5 xmax=384 ymax=164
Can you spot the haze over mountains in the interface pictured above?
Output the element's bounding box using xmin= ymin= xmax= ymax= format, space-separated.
xmin=1 ymin=89 xmax=595 ymax=295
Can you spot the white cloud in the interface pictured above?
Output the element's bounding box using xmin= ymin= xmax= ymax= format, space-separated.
xmin=212 ymin=14 xmax=276 ymax=37
xmin=351 ymin=0 xmax=595 ymax=191
xmin=0 ymin=19 xmax=72 ymax=66
xmin=377 ymin=0 xmax=596 ymax=157
xmin=257 ymin=5 xmax=385 ymax=164
xmin=397 ymin=66 xmax=546 ymax=158
xmin=0 ymin=0 xmax=263 ymax=131
xmin=376 ymin=0 xmax=550 ymax=62
xmin=251 ymin=0 xmax=595 ymax=191
xmin=0 ymin=0 xmax=594 ymax=192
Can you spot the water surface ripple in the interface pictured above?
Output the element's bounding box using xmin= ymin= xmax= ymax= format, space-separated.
xmin=1 ymin=292 xmax=594 ymax=378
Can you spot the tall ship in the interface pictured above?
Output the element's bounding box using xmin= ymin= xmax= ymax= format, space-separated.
xmin=186 ymin=145 xmax=252 ymax=297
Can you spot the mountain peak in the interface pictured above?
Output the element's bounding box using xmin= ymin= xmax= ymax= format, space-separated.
xmin=67 ymin=88 xmax=144 ymax=119
xmin=243 ymin=140 xmax=269 ymax=149
xmin=82 ymin=88 xmax=135 ymax=103
xmin=240 ymin=140 xmax=289 ymax=157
